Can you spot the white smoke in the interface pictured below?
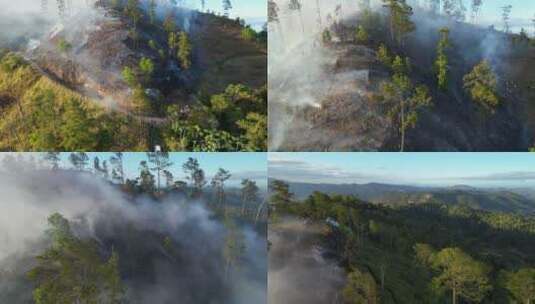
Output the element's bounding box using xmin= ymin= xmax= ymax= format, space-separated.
xmin=268 ymin=217 xmax=346 ymax=304
xmin=0 ymin=155 xmax=267 ymax=303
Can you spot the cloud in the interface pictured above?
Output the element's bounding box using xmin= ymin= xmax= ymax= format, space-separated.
xmin=442 ymin=171 xmax=535 ymax=182
xmin=268 ymin=157 xmax=389 ymax=184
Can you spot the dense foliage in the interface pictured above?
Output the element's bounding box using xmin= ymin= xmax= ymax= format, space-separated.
xmin=270 ymin=180 xmax=535 ymax=303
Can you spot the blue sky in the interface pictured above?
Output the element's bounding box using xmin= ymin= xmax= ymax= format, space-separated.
xmin=54 ymin=152 xmax=267 ymax=188
xmin=472 ymin=0 xmax=535 ymax=31
xmin=193 ymin=0 xmax=266 ymax=20
xmin=269 ymin=153 xmax=535 ymax=188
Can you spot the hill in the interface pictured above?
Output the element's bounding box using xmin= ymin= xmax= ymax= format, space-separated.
xmin=280 ymin=180 xmax=535 ymax=214
xmin=0 ymin=1 xmax=267 ymax=151
xmin=268 ymin=2 xmax=535 ymax=151
xmin=270 ymin=183 xmax=535 ymax=304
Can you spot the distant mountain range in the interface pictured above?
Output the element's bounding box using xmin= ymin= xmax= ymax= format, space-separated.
xmin=276 ymin=180 xmax=535 ymax=215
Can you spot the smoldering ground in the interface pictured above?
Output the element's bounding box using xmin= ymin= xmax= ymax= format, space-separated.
xmin=0 ymin=158 xmax=266 ymax=304
xmin=0 ymin=0 xmax=201 ymax=110
xmin=268 ymin=217 xmax=345 ymax=304
xmin=268 ymin=0 xmax=523 ymax=151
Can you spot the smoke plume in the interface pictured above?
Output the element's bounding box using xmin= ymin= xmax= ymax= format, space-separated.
xmin=0 ymin=155 xmax=267 ymax=304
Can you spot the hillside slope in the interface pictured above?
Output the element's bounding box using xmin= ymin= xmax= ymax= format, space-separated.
xmin=269 ymin=6 xmax=535 ymax=151
xmin=282 ymin=180 xmax=535 ymax=214
xmin=0 ymin=1 xmax=267 ymax=151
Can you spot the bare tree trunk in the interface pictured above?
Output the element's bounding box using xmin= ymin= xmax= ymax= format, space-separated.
xmin=255 ymin=200 xmax=266 ymax=224
xmin=400 ymin=99 xmax=405 ymax=152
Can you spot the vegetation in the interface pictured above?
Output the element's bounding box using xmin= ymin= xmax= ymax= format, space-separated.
xmin=0 ymin=44 xmax=266 ymax=151
xmin=270 ymin=180 xmax=535 ymax=303
xmin=28 ymin=213 xmax=124 ymax=303
xmin=463 ymin=61 xmax=500 ymax=110
xmin=0 ymin=0 xmax=267 ymax=152
xmin=435 ymin=27 xmax=451 ymax=90
xmin=375 ymin=48 xmax=432 ymax=152
xmin=0 ymin=153 xmax=266 ymax=302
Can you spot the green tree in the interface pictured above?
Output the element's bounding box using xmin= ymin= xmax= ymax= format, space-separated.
xmin=182 ymin=157 xmax=206 ymax=197
xmin=138 ymin=160 xmax=156 ymax=193
xmin=435 ymin=27 xmax=451 ymax=90
xmin=431 ymin=247 xmax=492 ymax=304
xmin=288 ymin=0 xmax=304 ymax=34
xmin=211 ymin=168 xmax=232 ymax=207
xmin=121 ymin=66 xmax=137 ymax=88
xmin=68 ymin=152 xmax=89 ymax=171
xmin=343 ymin=269 xmax=380 ymax=304
xmin=163 ymin=12 xmax=176 ymax=33
xmin=222 ymin=217 xmax=245 ymax=279
xmin=177 ymin=31 xmax=192 ymax=70
xmin=237 ymin=112 xmax=267 ymax=151
xmin=163 ymin=170 xmax=174 ymax=188
xmin=28 ymin=213 xmax=124 ymax=304
xmin=382 ymin=0 xmax=415 ymax=46
xmin=414 ymin=243 xmax=437 ymax=267
xmin=43 ymin=152 xmax=61 ymax=170
xmin=502 ymin=268 xmax=535 ymax=304
xmin=463 ymin=60 xmax=499 ymax=110
xmin=356 ymin=25 xmax=369 ymax=44
xmin=124 ymin=0 xmax=142 ymax=46
xmin=110 ymin=152 xmax=125 ymax=184
xmin=269 ymin=180 xmax=293 ymax=205
xmin=138 ymin=57 xmax=154 ymax=83
xmin=28 ymin=90 xmax=61 ymax=150
xmin=147 ymin=151 xmax=173 ymax=191
xmin=241 ymin=26 xmax=256 ymax=41
xmin=60 ymin=99 xmax=98 ymax=151
xmin=222 ymin=0 xmax=233 ymax=17
xmin=240 ymin=179 xmax=259 ymax=216
xmin=377 ymin=44 xmax=392 ymax=67
xmin=377 ymin=70 xmax=432 ymax=151
xmin=322 ymin=29 xmax=332 ymax=44
xmin=148 ymin=0 xmax=157 ymax=24
xmin=57 ymin=38 xmax=72 ymax=53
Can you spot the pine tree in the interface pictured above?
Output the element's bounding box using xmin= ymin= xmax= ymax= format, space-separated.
xmin=138 ymin=160 xmax=156 ymax=193
xmin=463 ymin=60 xmax=499 ymax=110
xmin=470 ymin=0 xmax=483 ymax=24
xmin=268 ymin=0 xmax=285 ymax=47
xmin=68 ymin=152 xmax=89 ymax=171
xmin=382 ymin=0 xmax=415 ymax=47
xmin=183 ymin=157 xmax=206 ymax=197
xmin=211 ymin=168 xmax=232 ymax=207
xmin=149 ymin=0 xmax=157 ymax=24
xmin=43 ymin=152 xmax=61 ymax=170
xmin=435 ymin=27 xmax=451 ymax=90
xmin=147 ymin=151 xmax=173 ymax=192
xmin=501 ymin=5 xmax=513 ymax=33
xmin=222 ymin=0 xmax=232 ymax=18
xmin=377 ymin=57 xmax=432 ymax=151
xmin=240 ymin=179 xmax=259 ymax=216
xmin=431 ymin=247 xmax=492 ymax=304
xmin=177 ymin=32 xmax=192 ymax=69
xmin=288 ymin=0 xmax=305 ymax=34
xmin=222 ymin=217 xmax=246 ymax=279
xmin=60 ymin=99 xmax=98 ymax=151
xmin=110 ymin=152 xmax=125 ymax=184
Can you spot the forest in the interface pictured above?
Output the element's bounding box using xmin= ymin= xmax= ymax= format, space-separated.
xmin=0 ymin=0 xmax=267 ymax=151
xmin=0 ymin=152 xmax=267 ymax=303
xmin=268 ymin=0 xmax=535 ymax=151
xmin=269 ymin=179 xmax=535 ymax=303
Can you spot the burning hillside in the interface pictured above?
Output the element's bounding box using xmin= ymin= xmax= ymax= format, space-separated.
xmin=268 ymin=0 xmax=535 ymax=151
xmin=0 ymin=152 xmax=267 ymax=303
xmin=0 ymin=0 xmax=267 ymax=151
